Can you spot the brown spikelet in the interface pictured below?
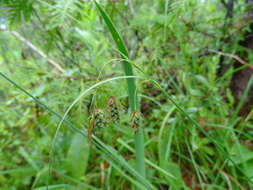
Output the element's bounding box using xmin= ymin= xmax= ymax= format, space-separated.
xmin=87 ymin=116 xmax=95 ymax=143
xmin=107 ymin=96 xmax=120 ymax=123
xmin=131 ymin=109 xmax=141 ymax=133
xmin=94 ymin=108 xmax=106 ymax=129
xmin=87 ymin=108 xmax=106 ymax=143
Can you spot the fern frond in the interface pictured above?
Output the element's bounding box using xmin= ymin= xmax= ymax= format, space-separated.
xmin=39 ymin=0 xmax=84 ymax=28
xmin=4 ymin=0 xmax=34 ymax=24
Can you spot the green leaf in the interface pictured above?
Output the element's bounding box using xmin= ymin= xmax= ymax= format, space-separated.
xmin=164 ymin=162 xmax=184 ymax=189
xmin=34 ymin=184 xmax=76 ymax=190
xmin=93 ymin=0 xmax=136 ymax=110
xmin=195 ymin=75 xmax=209 ymax=88
xmin=4 ymin=0 xmax=33 ymax=24
xmin=66 ymin=133 xmax=90 ymax=179
xmin=18 ymin=147 xmax=39 ymax=171
xmin=243 ymin=159 xmax=253 ymax=179
xmin=230 ymin=144 xmax=253 ymax=165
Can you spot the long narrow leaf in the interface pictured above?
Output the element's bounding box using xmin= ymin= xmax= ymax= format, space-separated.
xmin=94 ymin=0 xmax=136 ymax=110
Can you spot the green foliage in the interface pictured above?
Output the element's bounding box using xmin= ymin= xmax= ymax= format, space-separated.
xmin=3 ymin=0 xmax=34 ymax=24
xmin=66 ymin=133 xmax=89 ymax=179
xmin=1 ymin=0 xmax=253 ymax=189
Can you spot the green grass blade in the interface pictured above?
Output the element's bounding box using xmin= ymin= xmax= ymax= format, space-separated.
xmin=231 ymin=76 xmax=253 ymax=122
xmin=93 ymin=0 xmax=136 ymax=110
xmin=94 ymin=2 xmax=128 ymax=58
xmin=102 ymin=157 xmax=147 ymax=190
xmin=117 ymin=138 xmax=176 ymax=179
xmin=186 ymin=141 xmax=205 ymax=190
xmin=34 ymin=184 xmax=76 ymax=190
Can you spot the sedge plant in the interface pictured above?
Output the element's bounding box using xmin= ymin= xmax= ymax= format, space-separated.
xmin=93 ymin=0 xmax=146 ymax=182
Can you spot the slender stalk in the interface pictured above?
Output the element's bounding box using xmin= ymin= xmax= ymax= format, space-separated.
xmin=0 ymin=27 xmax=65 ymax=73
xmin=94 ymin=0 xmax=146 ymax=181
xmin=134 ymin=131 xmax=145 ymax=177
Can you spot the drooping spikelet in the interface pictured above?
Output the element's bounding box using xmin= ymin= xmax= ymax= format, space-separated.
xmin=87 ymin=116 xmax=95 ymax=143
xmin=94 ymin=108 xmax=106 ymax=129
xmin=107 ymin=96 xmax=120 ymax=123
xmin=87 ymin=108 xmax=106 ymax=143
xmin=131 ymin=109 xmax=142 ymax=133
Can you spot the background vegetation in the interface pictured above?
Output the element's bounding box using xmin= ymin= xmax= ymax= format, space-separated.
xmin=0 ymin=0 xmax=253 ymax=189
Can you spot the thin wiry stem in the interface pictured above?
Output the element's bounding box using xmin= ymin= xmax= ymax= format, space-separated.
xmin=208 ymin=48 xmax=253 ymax=70
xmin=0 ymin=27 xmax=65 ymax=73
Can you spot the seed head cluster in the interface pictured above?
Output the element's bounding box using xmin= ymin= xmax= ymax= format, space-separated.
xmin=94 ymin=108 xmax=106 ymax=129
xmin=87 ymin=97 xmax=142 ymax=143
xmin=107 ymin=96 xmax=120 ymax=123
xmin=131 ymin=109 xmax=141 ymax=133
xmin=87 ymin=108 xmax=106 ymax=143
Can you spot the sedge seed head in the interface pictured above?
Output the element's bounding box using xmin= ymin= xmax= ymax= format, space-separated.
xmin=87 ymin=116 xmax=95 ymax=143
xmin=107 ymin=96 xmax=120 ymax=123
xmin=94 ymin=108 xmax=106 ymax=129
xmin=131 ymin=109 xmax=142 ymax=132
